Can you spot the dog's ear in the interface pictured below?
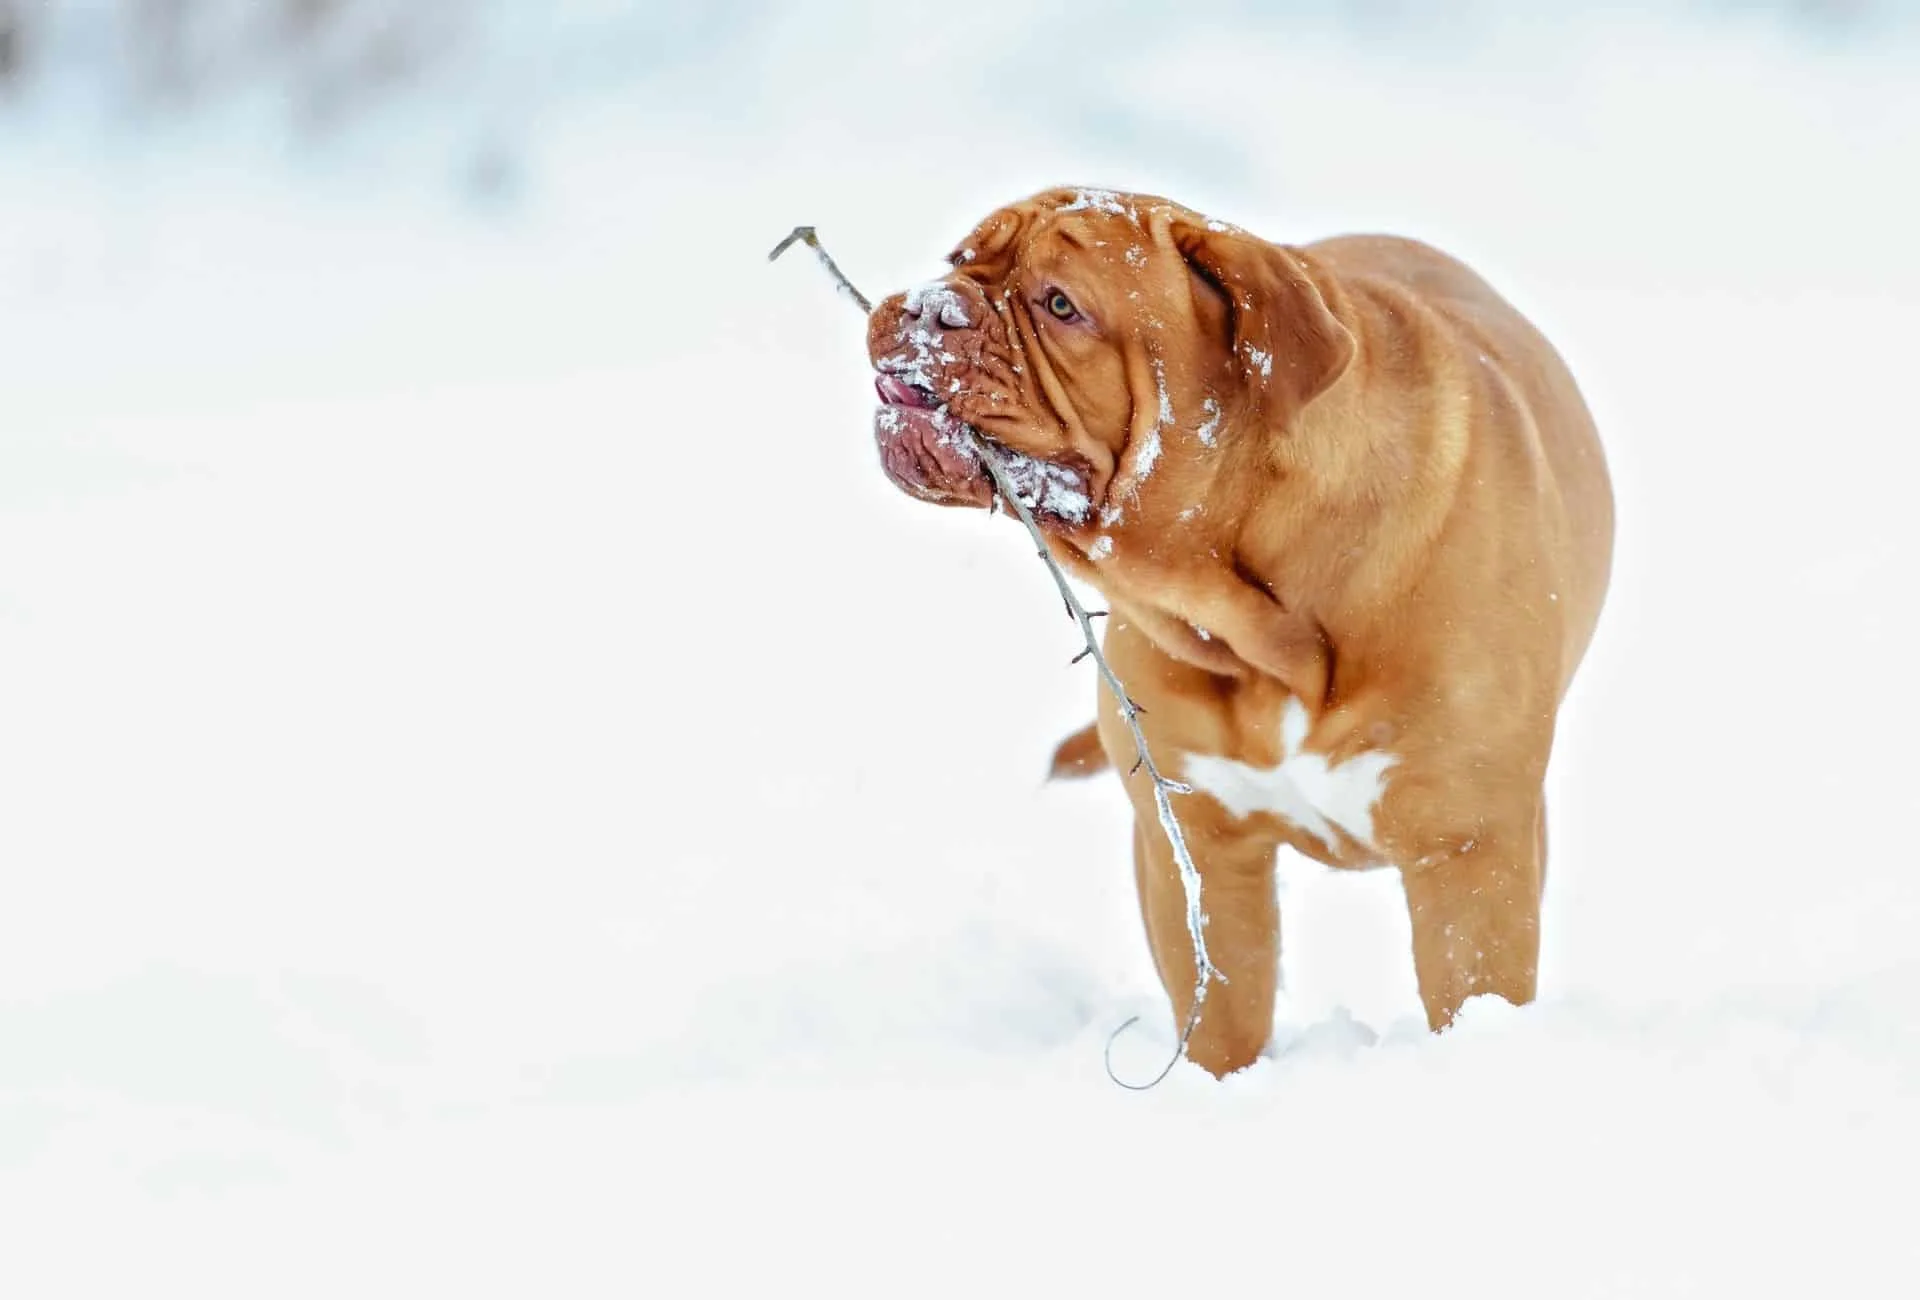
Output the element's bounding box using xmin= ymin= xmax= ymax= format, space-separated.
xmin=1171 ymin=217 xmax=1354 ymax=429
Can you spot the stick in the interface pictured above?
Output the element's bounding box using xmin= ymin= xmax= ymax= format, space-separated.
xmin=770 ymin=226 xmax=1221 ymax=1090
xmin=767 ymin=226 xmax=872 ymax=313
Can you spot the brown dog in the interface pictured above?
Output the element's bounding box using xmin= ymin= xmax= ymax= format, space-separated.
xmin=867 ymin=187 xmax=1613 ymax=1077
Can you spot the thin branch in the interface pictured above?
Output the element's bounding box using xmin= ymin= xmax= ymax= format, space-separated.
xmin=968 ymin=436 xmax=1221 ymax=1092
xmin=767 ymin=226 xmax=872 ymax=313
xmin=771 ymin=226 xmax=1221 ymax=1090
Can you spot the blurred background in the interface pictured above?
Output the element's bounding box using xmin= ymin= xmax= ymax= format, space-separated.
xmin=3 ymin=3 xmax=1918 ymax=1295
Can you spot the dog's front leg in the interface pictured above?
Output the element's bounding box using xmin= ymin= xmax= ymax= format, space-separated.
xmin=1127 ymin=800 xmax=1283 ymax=1078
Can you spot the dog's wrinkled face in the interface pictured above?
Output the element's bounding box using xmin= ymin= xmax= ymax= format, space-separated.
xmin=867 ymin=187 xmax=1354 ymax=533
xmin=868 ymin=188 xmax=1221 ymax=529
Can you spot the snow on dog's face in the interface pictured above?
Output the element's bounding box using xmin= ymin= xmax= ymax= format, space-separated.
xmin=867 ymin=187 xmax=1252 ymax=532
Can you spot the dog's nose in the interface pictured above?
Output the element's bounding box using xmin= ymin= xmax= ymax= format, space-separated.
xmin=903 ymin=281 xmax=974 ymax=331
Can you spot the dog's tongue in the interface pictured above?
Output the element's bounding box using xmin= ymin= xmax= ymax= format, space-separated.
xmin=875 ymin=374 xmax=936 ymax=409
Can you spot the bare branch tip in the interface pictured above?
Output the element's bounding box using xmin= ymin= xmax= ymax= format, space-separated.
xmin=766 ymin=225 xmax=816 ymax=262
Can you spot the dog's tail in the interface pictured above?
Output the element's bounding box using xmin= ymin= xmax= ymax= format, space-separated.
xmin=1047 ymin=722 xmax=1110 ymax=780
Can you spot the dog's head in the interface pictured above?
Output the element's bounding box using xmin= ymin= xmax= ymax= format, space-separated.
xmin=867 ymin=187 xmax=1354 ymax=531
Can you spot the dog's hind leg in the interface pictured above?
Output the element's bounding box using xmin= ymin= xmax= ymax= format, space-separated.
xmin=1399 ymin=801 xmax=1545 ymax=1030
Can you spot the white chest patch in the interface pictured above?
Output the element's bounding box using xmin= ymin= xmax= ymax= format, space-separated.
xmin=1182 ymin=699 xmax=1397 ymax=854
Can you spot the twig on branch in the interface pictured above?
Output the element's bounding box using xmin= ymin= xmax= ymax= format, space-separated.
xmin=770 ymin=225 xmax=1222 ymax=1090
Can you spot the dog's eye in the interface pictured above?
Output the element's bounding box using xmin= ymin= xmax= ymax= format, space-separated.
xmin=1045 ymin=290 xmax=1079 ymax=322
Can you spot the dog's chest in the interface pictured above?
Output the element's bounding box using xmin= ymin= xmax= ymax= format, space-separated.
xmin=1181 ymin=698 xmax=1396 ymax=859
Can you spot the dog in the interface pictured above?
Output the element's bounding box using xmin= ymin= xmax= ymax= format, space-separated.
xmin=867 ymin=187 xmax=1613 ymax=1076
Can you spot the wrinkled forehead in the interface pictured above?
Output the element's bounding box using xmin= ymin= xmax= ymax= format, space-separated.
xmin=947 ymin=188 xmax=1172 ymax=281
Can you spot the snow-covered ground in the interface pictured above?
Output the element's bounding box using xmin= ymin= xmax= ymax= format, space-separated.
xmin=3 ymin=4 xmax=1918 ymax=1295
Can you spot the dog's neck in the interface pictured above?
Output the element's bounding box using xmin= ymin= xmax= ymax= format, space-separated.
xmin=1223 ymin=273 xmax=1472 ymax=646
xmin=1052 ymin=267 xmax=1471 ymax=702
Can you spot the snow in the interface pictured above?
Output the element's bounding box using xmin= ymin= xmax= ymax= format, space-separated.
xmin=1060 ymin=186 xmax=1132 ymax=217
xmin=1196 ymin=395 xmax=1223 ymax=446
xmin=1113 ymin=361 xmax=1170 ymax=494
xmin=4 ymin=3 xmax=1920 ymax=1296
xmin=904 ymin=280 xmax=971 ymax=328
xmin=929 ymin=409 xmax=978 ymax=459
xmin=878 ymin=310 xmax=954 ymax=391
xmin=1133 ymin=429 xmax=1163 ymax=483
xmin=989 ymin=442 xmax=1092 ymax=524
